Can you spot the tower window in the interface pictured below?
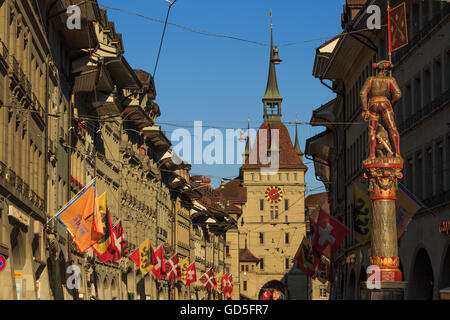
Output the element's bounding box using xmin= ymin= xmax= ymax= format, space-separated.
xmin=259 ymin=232 xmax=264 ymax=244
xmin=260 ymin=199 xmax=264 ymax=211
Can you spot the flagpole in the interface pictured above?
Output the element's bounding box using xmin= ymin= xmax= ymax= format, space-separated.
xmin=387 ymin=0 xmax=392 ymax=76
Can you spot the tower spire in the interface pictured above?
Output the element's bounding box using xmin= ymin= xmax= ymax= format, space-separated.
xmin=294 ymin=114 xmax=303 ymax=157
xmin=263 ymin=18 xmax=282 ymax=123
xmin=244 ymin=116 xmax=250 ymax=161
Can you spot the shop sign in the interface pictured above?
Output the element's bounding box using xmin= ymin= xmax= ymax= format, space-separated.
xmin=439 ymin=221 xmax=450 ymax=235
xmin=8 ymin=205 xmax=30 ymax=227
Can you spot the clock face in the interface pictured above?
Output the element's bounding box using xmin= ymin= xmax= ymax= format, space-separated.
xmin=265 ymin=186 xmax=283 ymax=204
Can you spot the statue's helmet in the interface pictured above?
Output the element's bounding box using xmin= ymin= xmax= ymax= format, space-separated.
xmin=372 ymin=60 xmax=394 ymax=71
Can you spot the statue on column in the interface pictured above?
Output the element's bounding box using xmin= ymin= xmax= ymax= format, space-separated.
xmin=360 ymin=61 xmax=405 ymax=287
xmin=360 ymin=61 xmax=402 ymax=160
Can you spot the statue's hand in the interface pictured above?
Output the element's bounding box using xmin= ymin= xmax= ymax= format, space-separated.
xmin=361 ymin=110 xmax=369 ymax=121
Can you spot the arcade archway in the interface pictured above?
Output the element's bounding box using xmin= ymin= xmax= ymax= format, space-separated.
xmin=408 ymin=248 xmax=434 ymax=299
xmin=258 ymin=280 xmax=289 ymax=300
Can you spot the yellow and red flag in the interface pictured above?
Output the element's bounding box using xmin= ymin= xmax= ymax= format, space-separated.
xmin=179 ymin=257 xmax=189 ymax=285
xmin=215 ymin=272 xmax=223 ymax=294
xmin=57 ymin=180 xmax=102 ymax=253
xmin=92 ymin=193 xmax=116 ymax=263
xmin=129 ymin=239 xmax=153 ymax=276
xmin=353 ymin=184 xmax=371 ymax=245
xmin=294 ymin=236 xmax=315 ymax=277
xmin=389 ymin=2 xmax=408 ymax=52
xmin=396 ymin=183 xmax=423 ymax=239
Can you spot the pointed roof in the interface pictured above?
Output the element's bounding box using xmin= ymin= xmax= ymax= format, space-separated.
xmin=262 ymin=27 xmax=282 ymax=102
xmin=239 ymin=248 xmax=260 ymax=263
xmin=241 ymin=122 xmax=307 ymax=170
xmin=294 ymin=120 xmax=303 ymax=157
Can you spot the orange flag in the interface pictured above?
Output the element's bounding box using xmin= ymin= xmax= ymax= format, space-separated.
xmin=57 ymin=180 xmax=103 ymax=252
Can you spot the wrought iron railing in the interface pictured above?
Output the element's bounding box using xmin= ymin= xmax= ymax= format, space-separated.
xmin=398 ymin=88 xmax=450 ymax=134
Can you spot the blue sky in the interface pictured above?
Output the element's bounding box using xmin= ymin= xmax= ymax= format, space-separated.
xmin=101 ymin=0 xmax=345 ymax=192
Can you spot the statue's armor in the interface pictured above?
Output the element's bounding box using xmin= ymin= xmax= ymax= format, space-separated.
xmin=360 ymin=74 xmax=402 ymax=158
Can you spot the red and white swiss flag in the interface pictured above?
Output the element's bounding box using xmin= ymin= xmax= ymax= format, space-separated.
xmin=151 ymin=245 xmax=166 ymax=280
xmin=262 ymin=290 xmax=271 ymax=300
xmin=185 ymin=262 xmax=197 ymax=286
xmin=312 ymin=209 xmax=349 ymax=259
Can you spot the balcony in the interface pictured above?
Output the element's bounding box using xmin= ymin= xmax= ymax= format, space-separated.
xmin=398 ymin=88 xmax=450 ymax=135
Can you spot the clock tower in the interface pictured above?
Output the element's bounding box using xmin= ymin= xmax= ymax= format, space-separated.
xmin=234 ymin=25 xmax=309 ymax=300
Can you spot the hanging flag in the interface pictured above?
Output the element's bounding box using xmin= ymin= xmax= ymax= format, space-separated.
xmin=185 ymin=262 xmax=197 ymax=286
xmin=315 ymin=259 xmax=331 ymax=284
xmin=215 ymin=272 xmax=223 ymax=294
xmin=312 ymin=209 xmax=349 ymax=259
xmin=56 ymin=180 xmax=103 ymax=253
xmin=151 ymin=246 xmax=166 ymax=280
xmin=353 ymin=184 xmax=371 ymax=245
xmin=262 ymin=290 xmax=271 ymax=301
xmin=165 ymin=254 xmax=181 ymax=283
xmin=396 ymin=183 xmax=423 ymax=239
xmin=272 ymin=289 xmax=282 ymax=300
xmin=389 ymin=2 xmax=408 ymax=52
xmin=222 ymin=273 xmax=230 ymax=295
xmin=92 ymin=193 xmax=116 ymax=262
xmin=179 ymin=257 xmax=189 ymax=285
xmin=129 ymin=239 xmax=153 ymax=276
xmin=294 ymin=236 xmax=316 ymax=277
xmin=200 ymin=269 xmax=217 ymax=291
xmin=112 ymin=221 xmax=128 ymax=262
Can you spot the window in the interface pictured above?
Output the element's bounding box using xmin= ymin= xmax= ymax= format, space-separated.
xmin=286 ymin=173 xmax=289 ymax=181
xmin=251 ymin=173 xmax=254 ymax=181
xmin=425 ymin=148 xmax=433 ymax=199
xmin=260 ymin=258 xmax=264 ymax=270
xmin=226 ymin=246 xmax=230 ymax=257
xmin=285 ymin=233 xmax=290 ymax=244
xmin=294 ymin=173 xmax=297 ymax=180
xmin=245 ymin=265 xmax=249 ymax=272
xmin=275 ymin=206 xmax=279 ymax=219
xmin=285 ymin=215 xmax=288 ymax=223
xmin=436 ymin=142 xmax=444 ymax=194
xmin=260 ymin=199 xmax=264 ymax=211
xmin=319 ymin=285 xmax=327 ymax=298
xmin=416 ymin=153 xmax=423 ymax=200
xmin=241 ymin=265 xmax=244 ymax=272
xmin=285 ymin=199 xmax=289 ymax=211
xmin=260 ymin=215 xmax=264 ymax=223
xmin=414 ymin=75 xmax=422 ymax=113
xmin=434 ymin=58 xmax=442 ymax=98
xmin=270 ymin=206 xmax=274 ymax=219
xmin=259 ymin=232 xmax=264 ymax=244
xmin=278 ymin=173 xmax=281 ymax=181
xmin=243 ymin=281 xmax=247 ymax=291
xmin=285 ymin=258 xmax=290 ymax=269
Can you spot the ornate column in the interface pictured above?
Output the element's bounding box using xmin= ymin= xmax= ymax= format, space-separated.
xmin=360 ymin=60 xmax=408 ymax=299
xmin=363 ymin=156 xmax=403 ymax=282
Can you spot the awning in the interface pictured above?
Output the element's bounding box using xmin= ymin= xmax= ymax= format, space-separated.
xmin=143 ymin=126 xmax=172 ymax=153
xmin=121 ymin=106 xmax=153 ymax=130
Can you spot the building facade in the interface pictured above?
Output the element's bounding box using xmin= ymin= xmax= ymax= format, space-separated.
xmin=0 ymin=0 xmax=229 ymax=300
xmin=306 ymin=0 xmax=450 ymax=300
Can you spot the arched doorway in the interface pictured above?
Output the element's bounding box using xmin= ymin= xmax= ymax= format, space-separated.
xmin=136 ymin=271 xmax=145 ymax=300
xmin=439 ymin=244 xmax=450 ymax=296
xmin=103 ymin=276 xmax=111 ymax=300
xmin=408 ymin=248 xmax=434 ymax=299
xmin=258 ymin=280 xmax=289 ymax=300
xmin=111 ymin=277 xmax=119 ymax=300
xmin=346 ymin=269 xmax=356 ymax=300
